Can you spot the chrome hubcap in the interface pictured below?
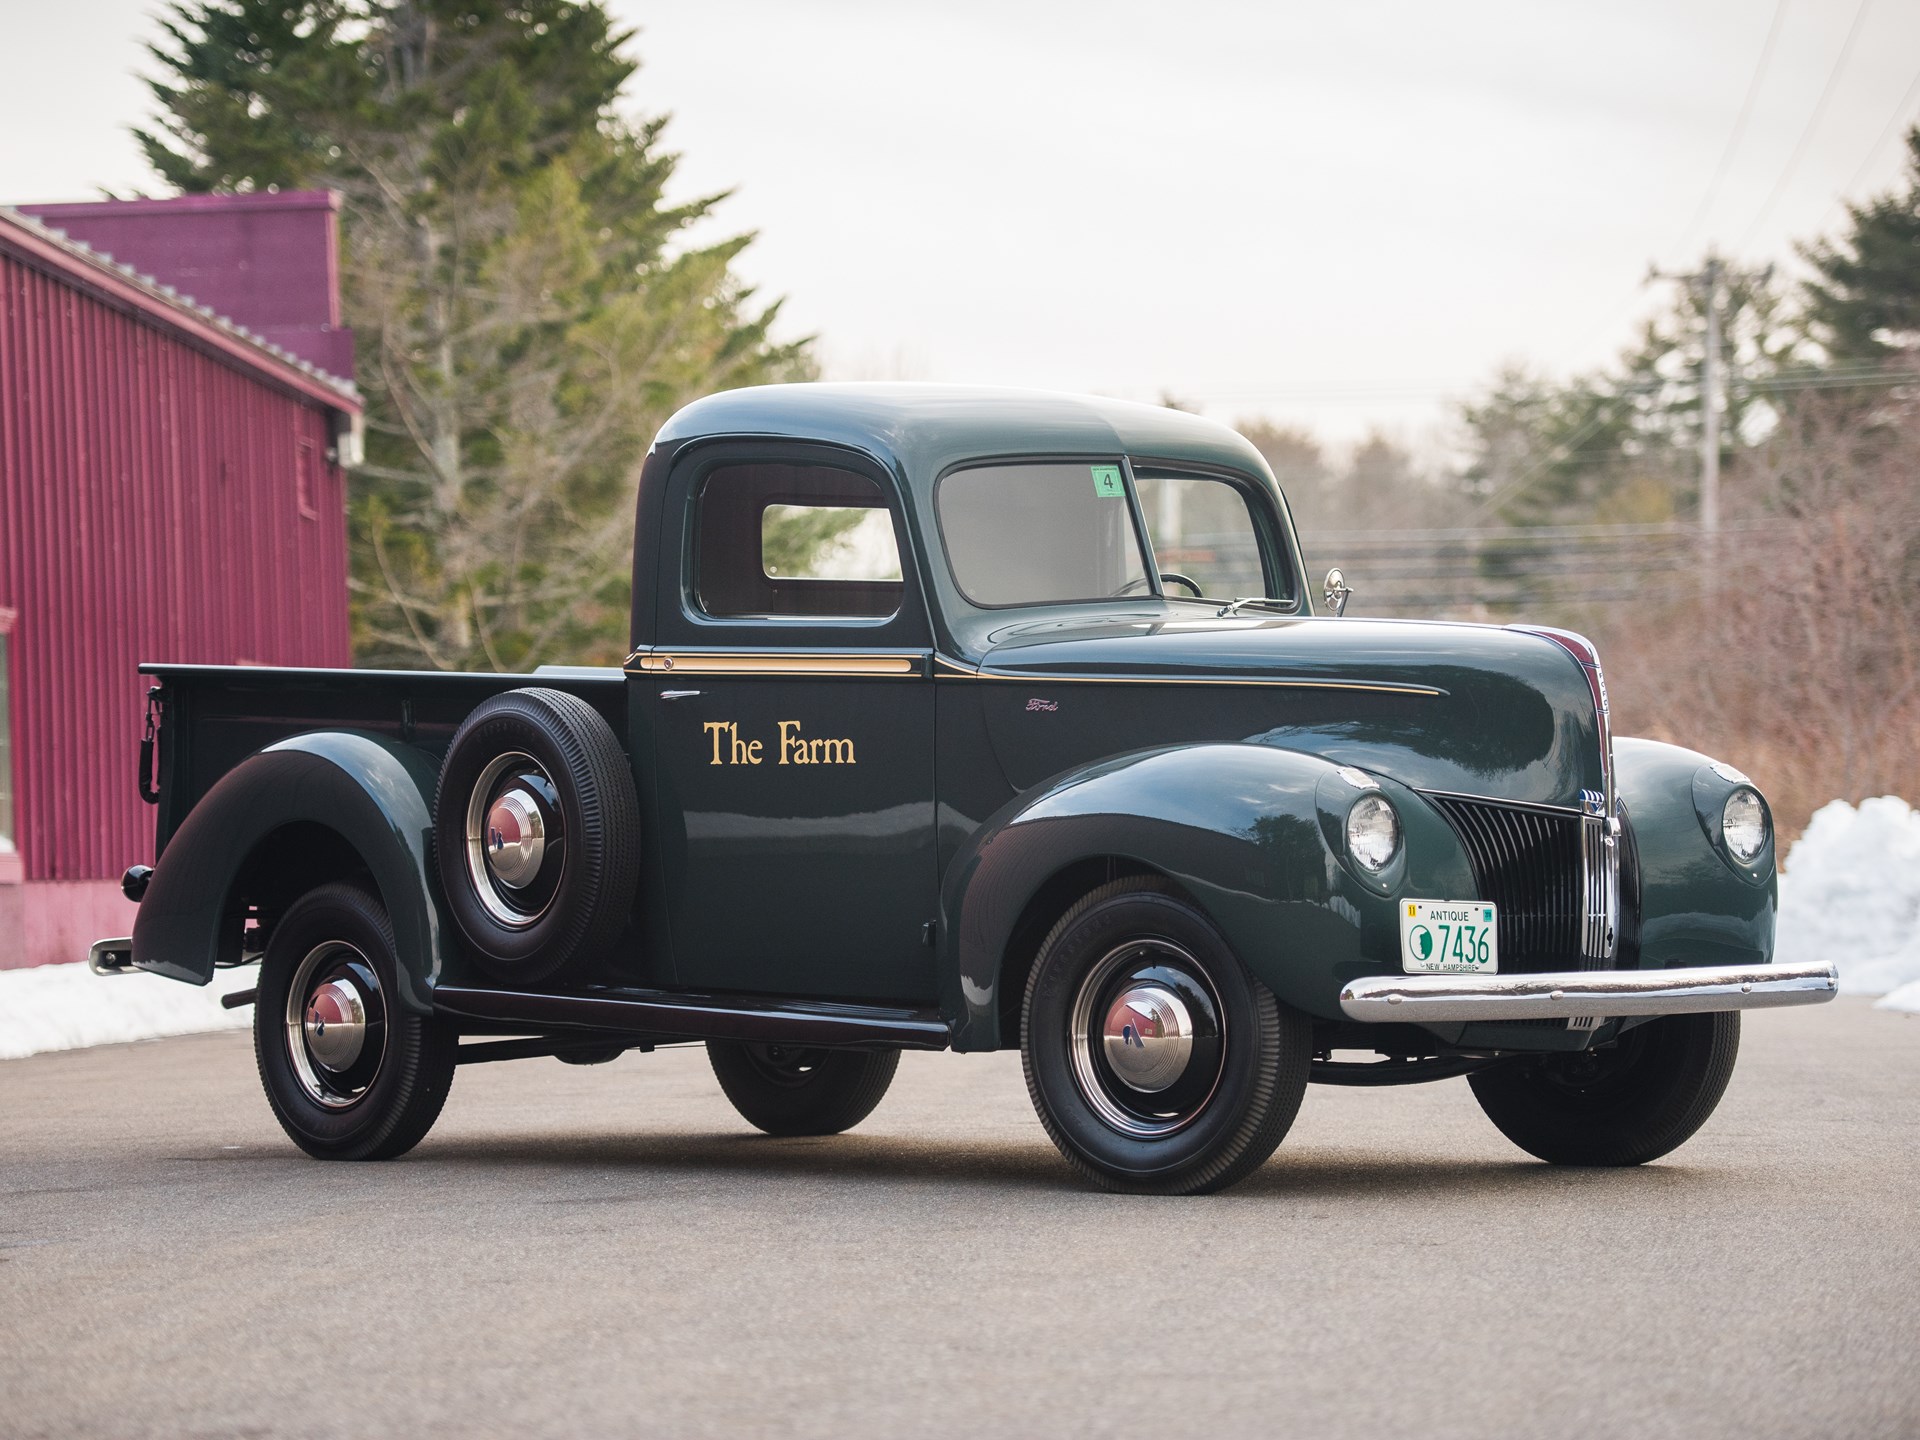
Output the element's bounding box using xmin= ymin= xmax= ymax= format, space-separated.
xmin=484 ymin=788 xmax=546 ymax=888
xmin=1100 ymin=984 xmax=1194 ymax=1093
xmin=1070 ymin=940 xmax=1225 ymax=1138
xmin=464 ymin=752 xmax=564 ymax=927
xmin=284 ymin=942 xmax=386 ymax=1109
xmin=303 ymin=978 xmax=367 ymax=1071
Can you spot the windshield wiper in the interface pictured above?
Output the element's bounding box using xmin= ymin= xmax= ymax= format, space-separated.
xmin=1215 ymin=596 xmax=1291 ymax=618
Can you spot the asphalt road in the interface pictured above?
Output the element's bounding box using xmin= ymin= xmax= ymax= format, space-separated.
xmin=2 ymin=999 xmax=1915 ymax=1439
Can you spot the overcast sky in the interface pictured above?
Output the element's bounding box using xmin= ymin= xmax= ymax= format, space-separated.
xmin=5 ymin=0 xmax=1919 ymax=451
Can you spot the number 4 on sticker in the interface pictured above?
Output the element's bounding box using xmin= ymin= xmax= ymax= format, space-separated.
xmin=1090 ymin=465 xmax=1125 ymax=498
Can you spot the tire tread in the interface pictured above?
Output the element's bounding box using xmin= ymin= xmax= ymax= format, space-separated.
xmin=1468 ymin=1011 xmax=1740 ymax=1166
xmin=1021 ymin=877 xmax=1310 ymax=1195
xmin=254 ymin=883 xmax=457 ymax=1161
xmin=707 ymin=1043 xmax=900 ymax=1137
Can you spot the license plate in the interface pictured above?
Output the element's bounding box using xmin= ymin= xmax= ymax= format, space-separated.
xmin=1400 ymin=900 xmax=1499 ymax=974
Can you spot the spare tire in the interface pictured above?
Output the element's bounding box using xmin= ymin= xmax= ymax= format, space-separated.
xmin=434 ymin=687 xmax=640 ymax=984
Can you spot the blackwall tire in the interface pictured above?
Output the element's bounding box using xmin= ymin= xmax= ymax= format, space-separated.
xmin=254 ymin=883 xmax=457 ymax=1161
xmin=1468 ymin=1011 xmax=1741 ymax=1166
xmin=707 ymin=1042 xmax=900 ymax=1137
xmin=1021 ymin=877 xmax=1311 ymax=1195
xmin=434 ymin=687 xmax=640 ymax=985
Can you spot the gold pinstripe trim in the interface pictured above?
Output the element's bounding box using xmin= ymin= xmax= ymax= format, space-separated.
xmin=627 ymin=651 xmax=922 ymax=677
xmin=932 ymin=655 xmax=1439 ymax=696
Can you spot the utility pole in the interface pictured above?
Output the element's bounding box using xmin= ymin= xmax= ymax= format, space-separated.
xmin=1699 ymin=252 xmax=1722 ymax=540
xmin=1646 ymin=250 xmax=1771 ymax=555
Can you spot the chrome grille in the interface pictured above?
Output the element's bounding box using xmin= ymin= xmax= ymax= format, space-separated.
xmin=1579 ymin=813 xmax=1620 ymax=962
xmin=1427 ymin=795 xmax=1617 ymax=976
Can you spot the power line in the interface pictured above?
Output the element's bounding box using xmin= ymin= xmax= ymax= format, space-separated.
xmin=1176 ymin=358 xmax=1917 ymax=411
xmin=1834 ymin=62 xmax=1920 ymax=209
xmin=1681 ymin=0 xmax=1792 ymax=249
xmin=1738 ymin=0 xmax=1875 ymax=251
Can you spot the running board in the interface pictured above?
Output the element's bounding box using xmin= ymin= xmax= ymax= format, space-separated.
xmin=432 ymin=984 xmax=952 ymax=1051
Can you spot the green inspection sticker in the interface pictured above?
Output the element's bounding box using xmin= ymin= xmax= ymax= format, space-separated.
xmin=1090 ymin=464 xmax=1125 ymax=498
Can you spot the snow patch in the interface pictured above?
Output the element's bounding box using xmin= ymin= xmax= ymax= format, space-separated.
xmin=1774 ymin=796 xmax=1920 ymax=997
xmin=0 ymin=961 xmax=255 ymax=1061
xmin=1875 ymin=978 xmax=1920 ymax=1014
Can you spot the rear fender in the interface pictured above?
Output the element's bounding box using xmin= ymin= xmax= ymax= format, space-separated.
xmin=938 ymin=744 xmax=1474 ymax=1049
xmin=131 ymin=731 xmax=444 ymax=1013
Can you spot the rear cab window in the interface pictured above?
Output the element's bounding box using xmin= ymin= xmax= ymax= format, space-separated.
xmin=694 ymin=462 xmax=904 ymax=620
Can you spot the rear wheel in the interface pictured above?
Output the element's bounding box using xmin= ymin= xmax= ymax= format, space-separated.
xmin=1021 ymin=877 xmax=1311 ymax=1195
xmin=1468 ymin=1011 xmax=1740 ymax=1165
xmin=254 ymin=883 xmax=457 ymax=1160
xmin=707 ymin=1042 xmax=899 ymax=1136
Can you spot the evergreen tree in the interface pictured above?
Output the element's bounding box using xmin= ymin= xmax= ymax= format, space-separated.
xmin=1803 ymin=127 xmax=1920 ymax=367
xmin=141 ymin=0 xmax=813 ymax=669
xmin=1459 ymin=266 xmax=1792 ymax=527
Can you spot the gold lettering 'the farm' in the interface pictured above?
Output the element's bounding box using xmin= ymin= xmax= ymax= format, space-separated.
xmin=703 ymin=722 xmax=762 ymax=766
xmin=779 ymin=721 xmax=854 ymax=765
xmin=703 ymin=720 xmax=855 ymax=766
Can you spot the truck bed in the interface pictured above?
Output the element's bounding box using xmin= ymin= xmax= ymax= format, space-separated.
xmin=142 ymin=662 xmax=625 ymax=863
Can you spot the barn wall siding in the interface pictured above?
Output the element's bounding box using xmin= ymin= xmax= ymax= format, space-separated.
xmin=0 ymin=243 xmax=351 ymax=905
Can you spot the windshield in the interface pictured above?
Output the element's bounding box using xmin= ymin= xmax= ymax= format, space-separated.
xmin=938 ymin=462 xmax=1151 ymax=605
xmin=1134 ymin=472 xmax=1274 ymax=601
xmin=937 ymin=460 xmax=1281 ymax=608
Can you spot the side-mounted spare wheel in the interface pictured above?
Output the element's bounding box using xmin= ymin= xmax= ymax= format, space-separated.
xmin=255 ymin=883 xmax=457 ymax=1160
xmin=434 ymin=687 xmax=641 ymax=985
xmin=1022 ymin=876 xmax=1312 ymax=1195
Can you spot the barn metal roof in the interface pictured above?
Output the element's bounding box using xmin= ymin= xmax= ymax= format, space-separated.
xmin=0 ymin=205 xmax=360 ymax=414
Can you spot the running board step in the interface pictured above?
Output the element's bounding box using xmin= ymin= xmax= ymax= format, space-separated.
xmin=432 ymin=984 xmax=952 ymax=1051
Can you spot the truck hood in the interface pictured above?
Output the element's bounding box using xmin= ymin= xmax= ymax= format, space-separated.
xmin=972 ymin=611 xmax=1607 ymax=808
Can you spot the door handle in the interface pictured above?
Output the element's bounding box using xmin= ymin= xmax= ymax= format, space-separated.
xmin=659 ymin=690 xmax=703 ymax=701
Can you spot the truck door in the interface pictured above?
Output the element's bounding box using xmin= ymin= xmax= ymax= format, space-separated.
xmin=638 ymin=443 xmax=938 ymax=1004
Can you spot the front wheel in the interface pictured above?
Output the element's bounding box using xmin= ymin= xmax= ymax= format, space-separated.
xmin=1468 ymin=1011 xmax=1740 ymax=1166
xmin=707 ymin=1042 xmax=900 ymax=1136
xmin=254 ymin=883 xmax=457 ymax=1161
xmin=1021 ymin=878 xmax=1311 ymax=1195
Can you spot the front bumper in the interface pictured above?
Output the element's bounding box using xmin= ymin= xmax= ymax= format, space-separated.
xmin=1338 ymin=960 xmax=1837 ymax=1023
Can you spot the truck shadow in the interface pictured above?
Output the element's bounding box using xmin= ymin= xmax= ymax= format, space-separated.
xmin=411 ymin=1129 xmax=1721 ymax=1200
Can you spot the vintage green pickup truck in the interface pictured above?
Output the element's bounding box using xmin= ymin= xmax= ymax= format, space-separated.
xmin=93 ymin=385 xmax=1837 ymax=1193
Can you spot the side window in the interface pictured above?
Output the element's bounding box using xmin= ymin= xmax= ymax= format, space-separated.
xmin=1132 ymin=472 xmax=1275 ymax=601
xmin=695 ymin=462 xmax=904 ymax=620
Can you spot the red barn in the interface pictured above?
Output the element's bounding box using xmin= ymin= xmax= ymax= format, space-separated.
xmin=0 ymin=195 xmax=361 ymax=969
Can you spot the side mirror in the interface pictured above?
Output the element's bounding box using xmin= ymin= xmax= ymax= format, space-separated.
xmin=1322 ymin=568 xmax=1353 ymax=618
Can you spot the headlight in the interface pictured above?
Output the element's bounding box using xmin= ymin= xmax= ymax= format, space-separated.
xmin=1722 ymin=788 xmax=1769 ymax=863
xmin=1347 ymin=794 xmax=1401 ymax=872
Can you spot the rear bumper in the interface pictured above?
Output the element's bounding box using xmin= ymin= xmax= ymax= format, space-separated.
xmin=88 ymin=937 xmax=135 ymax=975
xmin=1338 ymin=960 xmax=1837 ymax=1023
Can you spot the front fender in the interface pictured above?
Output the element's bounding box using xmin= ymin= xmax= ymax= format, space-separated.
xmin=939 ymin=744 xmax=1476 ymax=1049
xmin=131 ymin=731 xmax=445 ymax=1012
xmin=1615 ymin=736 xmax=1776 ymax=968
